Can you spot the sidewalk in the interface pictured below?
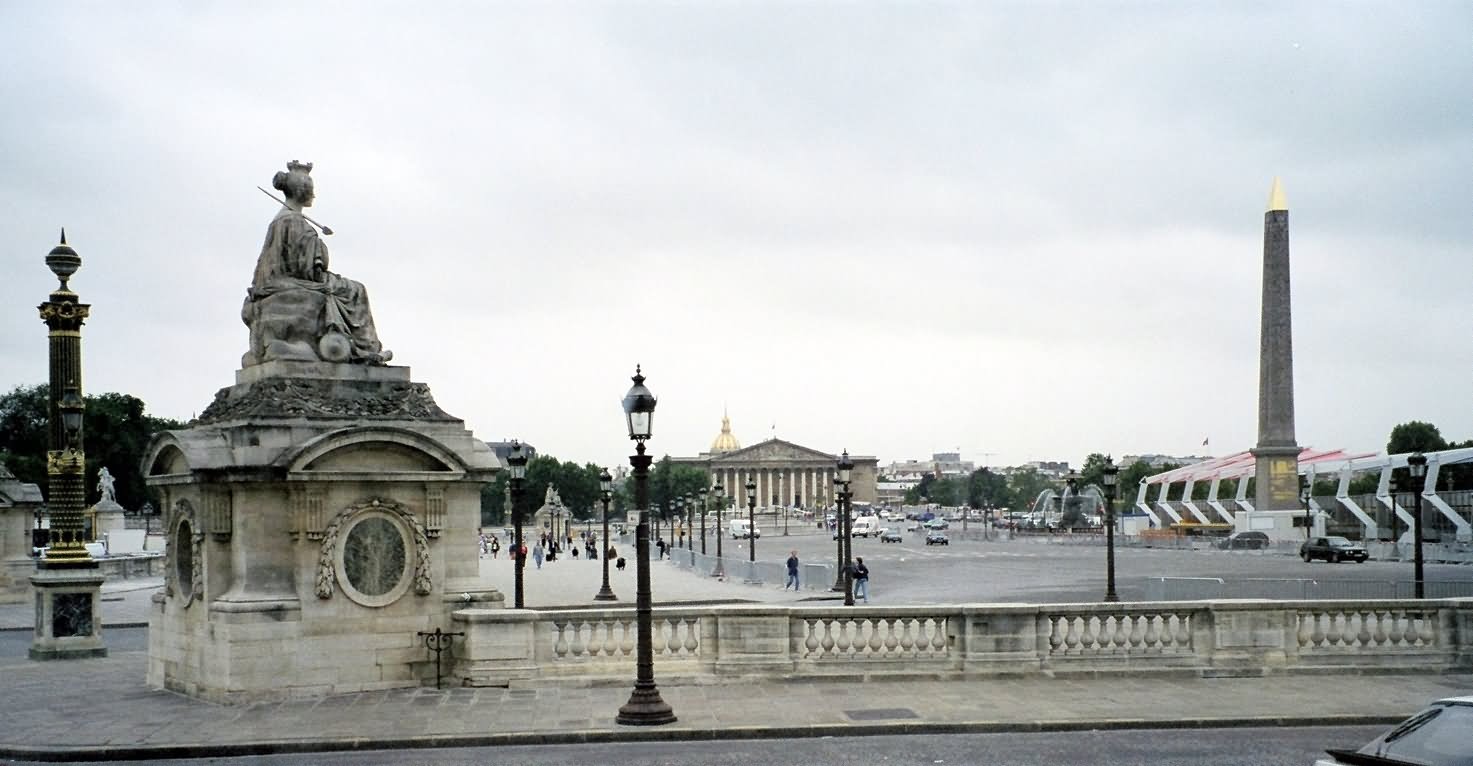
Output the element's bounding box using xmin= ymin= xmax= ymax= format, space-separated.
xmin=2 ymin=561 xmax=1469 ymax=761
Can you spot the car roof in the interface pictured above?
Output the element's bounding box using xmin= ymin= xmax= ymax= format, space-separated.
xmin=1435 ymin=695 xmax=1473 ymax=705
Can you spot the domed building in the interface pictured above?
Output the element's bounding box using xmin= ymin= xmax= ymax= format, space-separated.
xmin=675 ymin=412 xmax=877 ymax=508
xmin=709 ymin=411 xmax=741 ymax=455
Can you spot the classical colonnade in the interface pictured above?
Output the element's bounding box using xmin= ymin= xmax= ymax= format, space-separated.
xmin=710 ymin=465 xmax=836 ymax=509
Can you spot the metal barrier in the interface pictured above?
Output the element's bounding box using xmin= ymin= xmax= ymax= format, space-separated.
xmin=1146 ymin=576 xmax=1473 ymax=601
xmin=664 ymin=549 xmax=835 ymax=591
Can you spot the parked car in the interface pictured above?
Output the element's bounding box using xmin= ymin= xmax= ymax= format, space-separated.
xmin=1300 ymin=536 xmax=1369 ymax=563
xmin=1216 ymin=531 xmax=1271 ymax=550
xmin=925 ymin=519 xmax=950 ymax=530
xmin=925 ymin=531 xmax=949 ymax=546
xmin=879 ymin=528 xmax=903 ymax=543
xmin=1315 ymin=695 xmax=1473 ymax=765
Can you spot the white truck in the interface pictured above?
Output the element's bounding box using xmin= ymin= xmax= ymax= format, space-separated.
xmin=729 ymin=518 xmax=760 ymax=539
xmin=850 ymin=515 xmax=881 ymax=538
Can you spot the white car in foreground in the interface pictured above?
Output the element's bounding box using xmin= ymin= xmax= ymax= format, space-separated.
xmin=1315 ymin=695 xmax=1473 ymax=765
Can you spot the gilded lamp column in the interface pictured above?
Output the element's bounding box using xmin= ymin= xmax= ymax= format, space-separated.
xmin=38 ymin=230 xmax=93 ymax=567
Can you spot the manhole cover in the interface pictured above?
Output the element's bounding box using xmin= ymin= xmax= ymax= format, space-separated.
xmin=845 ymin=707 xmax=919 ymax=721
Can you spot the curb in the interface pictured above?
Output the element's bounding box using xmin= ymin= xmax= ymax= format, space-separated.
xmin=0 ymin=714 xmax=1402 ymax=762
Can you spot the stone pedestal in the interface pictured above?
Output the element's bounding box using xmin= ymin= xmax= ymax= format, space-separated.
xmin=90 ymin=499 xmax=128 ymax=551
xmin=142 ymin=361 xmax=501 ymax=703
xmin=29 ymin=566 xmax=107 ymax=660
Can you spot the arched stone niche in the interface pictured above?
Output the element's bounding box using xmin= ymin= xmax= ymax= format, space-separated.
xmin=315 ymin=497 xmax=431 ymax=606
xmin=166 ymin=499 xmax=204 ymax=607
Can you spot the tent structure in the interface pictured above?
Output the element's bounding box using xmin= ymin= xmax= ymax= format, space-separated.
xmin=1135 ymin=447 xmax=1473 ymax=542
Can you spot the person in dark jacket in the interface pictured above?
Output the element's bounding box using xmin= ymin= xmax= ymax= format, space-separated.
xmin=852 ymin=557 xmax=870 ymax=602
xmin=785 ymin=551 xmax=800 ymax=590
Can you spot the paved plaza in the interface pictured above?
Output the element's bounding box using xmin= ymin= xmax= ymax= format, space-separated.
xmin=2 ymin=537 xmax=1470 ymax=761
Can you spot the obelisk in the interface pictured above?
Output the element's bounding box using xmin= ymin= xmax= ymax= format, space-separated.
xmin=1251 ymin=178 xmax=1301 ymax=513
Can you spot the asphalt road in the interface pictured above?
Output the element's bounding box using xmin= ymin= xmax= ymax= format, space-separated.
xmin=742 ymin=527 xmax=1472 ymax=604
xmin=28 ymin=726 xmax=1388 ymax=766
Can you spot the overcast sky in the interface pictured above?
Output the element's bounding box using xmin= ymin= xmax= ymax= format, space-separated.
xmin=2 ymin=1 xmax=1469 ymax=473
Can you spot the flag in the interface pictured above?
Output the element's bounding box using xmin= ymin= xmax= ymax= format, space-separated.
xmin=1202 ymin=437 xmax=1210 ymax=446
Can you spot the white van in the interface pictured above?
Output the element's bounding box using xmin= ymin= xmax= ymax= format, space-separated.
xmin=729 ymin=519 xmax=760 ymax=539
xmin=850 ymin=516 xmax=881 ymax=538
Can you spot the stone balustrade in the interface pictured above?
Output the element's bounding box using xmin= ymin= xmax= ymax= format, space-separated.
xmin=451 ymin=598 xmax=1473 ymax=687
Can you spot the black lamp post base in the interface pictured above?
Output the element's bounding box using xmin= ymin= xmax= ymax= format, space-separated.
xmin=1104 ymin=593 xmax=1120 ymax=603
xmin=594 ymin=587 xmax=618 ymax=602
xmin=616 ymin=684 xmax=676 ymax=726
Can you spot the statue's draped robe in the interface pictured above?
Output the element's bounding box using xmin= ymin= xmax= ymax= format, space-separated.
xmin=244 ymin=207 xmax=386 ymax=363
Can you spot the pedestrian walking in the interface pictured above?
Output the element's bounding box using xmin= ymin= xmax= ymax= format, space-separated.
xmin=478 ymin=532 xmax=489 ymax=558
xmin=852 ymin=557 xmax=869 ymax=602
xmin=571 ymin=546 xmax=579 ymax=559
xmin=785 ymin=550 xmax=800 ymax=590
xmin=490 ymin=537 xmax=500 ymax=559
xmin=656 ymin=537 xmax=667 ymax=559
xmin=532 ymin=543 xmax=545 ymax=570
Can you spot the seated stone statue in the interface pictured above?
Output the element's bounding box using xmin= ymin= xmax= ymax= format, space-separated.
xmin=241 ymin=161 xmax=392 ymax=367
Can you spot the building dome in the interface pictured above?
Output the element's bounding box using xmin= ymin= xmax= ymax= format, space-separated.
xmin=710 ymin=412 xmax=741 ymax=454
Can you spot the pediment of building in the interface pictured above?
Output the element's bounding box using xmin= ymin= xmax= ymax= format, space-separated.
xmin=711 ymin=438 xmax=836 ymax=465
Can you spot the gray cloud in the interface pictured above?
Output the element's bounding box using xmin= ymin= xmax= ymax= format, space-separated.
xmin=2 ymin=1 xmax=1469 ymax=472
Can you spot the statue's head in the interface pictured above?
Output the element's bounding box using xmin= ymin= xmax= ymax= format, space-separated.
xmin=272 ymin=160 xmax=316 ymax=208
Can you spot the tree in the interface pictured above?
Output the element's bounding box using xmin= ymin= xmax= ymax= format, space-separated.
xmin=0 ymin=383 xmax=183 ymax=511
xmin=1005 ymin=467 xmax=1054 ymax=513
xmin=903 ymin=474 xmax=936 ymax=504
xmin=966 ymin=468 xmax=1009 ymax=509
xmin=1388 ymin=421 xmax=1448 ymax=455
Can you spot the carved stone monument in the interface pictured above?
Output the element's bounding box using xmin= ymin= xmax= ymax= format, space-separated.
xmin=87 ymin=466 xmax=127 ymax=547
xmin=142 ymin=162 xmax=501 ymax=703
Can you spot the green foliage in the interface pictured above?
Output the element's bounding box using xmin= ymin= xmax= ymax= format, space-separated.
xmin=1005 ymin=467 xmax=1053 ymax=512
xmin=0 ymin=383 xmax=183 ymax=511
xmin=903 ymin=473 xmax=935 ymax=504
xmin=1388 ymin=421 xmax=1447 ymax=455
xmin=966 ymin=468 xmax=1009 ymax=509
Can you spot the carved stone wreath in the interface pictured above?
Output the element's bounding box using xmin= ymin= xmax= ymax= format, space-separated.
xmin=315 ymin=497 xmax=432 ymax=604
xmin=165 ymin=499 xmax=205 ymax=608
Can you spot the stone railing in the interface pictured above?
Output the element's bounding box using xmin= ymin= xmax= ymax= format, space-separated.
xmin=451 ymin=598 xmax=1473 ymax=687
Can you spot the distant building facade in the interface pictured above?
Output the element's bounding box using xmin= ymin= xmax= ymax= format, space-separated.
xmin=673 ymin=415 xmax=878 ymax=507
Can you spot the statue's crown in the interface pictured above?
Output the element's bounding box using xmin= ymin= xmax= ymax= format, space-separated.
xmin=287 ymin=160 xmax=314 ymax=175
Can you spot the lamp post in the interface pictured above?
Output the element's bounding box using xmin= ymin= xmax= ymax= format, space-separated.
xmin=506 ymin=441 xmax=529 ymax=609
xmin=698 ymin=486 xmax=708 ymax=554
xmin=1388 ymin=476 xmax=1399 ymax=555
xmin=831 ymin=477 xmax=845 ymax=591
xmin=685 ymin=492 xmax=695 ymax=550
xmin=595 ymin=468 xmax=617 ymax=602
xmin=31 ymin=230 xmax=107 ymax=661
xmin=1301 ymin=477 xmax=1312 ymax=540
xmin=1408 ymin=452 xmax=1427 ymax=600
xmin=712 ymin=484 xmax=726 ymax=578
xmin=1102 ymin=456 xmax=1120 ymax=603
xmin=745 ymin=479 xmax=757 ymax=562
xmin=616 ymin=366 xmax=675 ymax=726
xmin=838 ymin=450 xmax=855 ymax=606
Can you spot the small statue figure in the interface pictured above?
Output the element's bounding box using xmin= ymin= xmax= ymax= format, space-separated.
xmin=96 ymin=467 xmax=117 ymax=505
xmin=241 ymin=161 xmax=392 ymax=367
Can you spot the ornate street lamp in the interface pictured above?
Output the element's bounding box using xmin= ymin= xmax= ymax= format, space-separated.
xmin=506 ymin=441 xmax=529 ymax=609
xmin=1407 ymin=452 xmax=1427 ymax=599
xmin=745 ymin=479 xmax=757 ymax=562
xmin=616 ymin=366 xmax=675 ymax=726
xmin=1102 ymin=456 xmax=1120 ymax=603
xmin=712 ymin=484 xmax=726 ymax=578
xmin=31 ymin=231 xmax=106 ymax=660
xmin=697 ymin=486 xmax=708 ymax=554
xmin=838 ymin=450 xmax=855 ymax=606
xmin=594 ymin=468 xmax=617 ymax=602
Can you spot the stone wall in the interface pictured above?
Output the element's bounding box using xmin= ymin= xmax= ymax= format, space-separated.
xmin=452 ymin=598 xmax=1473 ymax=687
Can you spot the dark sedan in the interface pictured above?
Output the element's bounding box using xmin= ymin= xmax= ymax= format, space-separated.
xmin=879 ymin=529 xmax=903 ymax=543
xmin=925 ymin=531 xmax=949 ymax=546
xmin=1300 ymin=536 xmax=1369 ymax=563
